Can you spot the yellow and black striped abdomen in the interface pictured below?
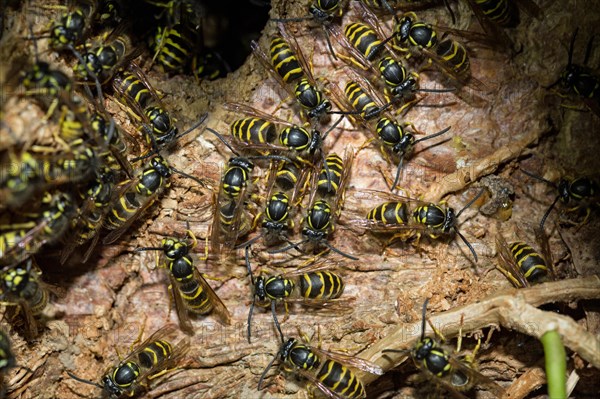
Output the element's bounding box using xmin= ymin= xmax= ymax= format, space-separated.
xmin=151 ymin=24 xmax=195 ymax=73
xmin=317 ymin=154 xmax=344 ymax=195
xmin=231 ymin=118 xmax=277 ymax=144
xmin=138 ymin=339 xmax=173 ymax=369
xmin=178 ymin=278 xmax=212 ymax=314
xmin=344 ymin=22 xmax=382 ymax=61
xmin=345 ymin=81 xmax=379 ymax=120
xmin=435 ymin=39 xmax=470 ymax=77
xmin=299 ymin=271 xmax=344 ymax=300
xmin=270 ymin=37 xmax=304 ymax=83
xmin=116 ymin=72 xmax=152 ymax=110
xmin=367 ymin=201 xmax=410 ymax=224
xmin=474 ymin=0 xmax=517 ymax=27
xmin=509 ymin=241 xmax=548 ymax=281
xmin=316 ymin=359 xmax=365 ymax=399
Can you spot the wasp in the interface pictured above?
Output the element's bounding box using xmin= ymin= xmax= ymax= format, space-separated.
xmin=60 ymin=167 xmax=117 ymax=264
xmin=0 ymin=191 xmax=76 ymax=266
xmin=259 ymin=331 xmax=383 ymax=399
xmin=271 ymin=0 xmax=346 ymax=60
xmin=42 ymin=0 xmax=97 ymax=51
xmin=149 ymin=22 xmax=197 ymax=74
xmin=464 ymin=0 xmax=542 ymax=52
xmin=192 ymin=50 xmax=230 ymax=81
xmin=547 ymin=28 xmax=600 ymax=118
xmin=383 ymin=299 xmax=505 ymax=398
xmin=374 ymin=117 xmax=451 ymax=190
xmin=496 ymin=227 xmax=553 ymax=288
xmin=112 ymin=65 xmax=186 ymax=149
xmin=223 ymin=102 xmax=345 ymax=169
xmin=74 ymin=26 xmax=140 ymax=85
xmin=102 ymin=134 xmax=208 ymax=246
xmin=0 ymin=331 xmax=15 ymax=374
xmin=68 ymin=324 xmax=189 ymax=398
xmin=252 ymin=24 xmax=352 ymax=122
xmin=246 ymin=259 xmax=348 ymax=343
xmin=136 ymin=231 xmax=232 ymax=334
xmin=0 ymin=144 xmax=99 ymax=209
xmin=521 ymin=169 xmax=599 ymax=229
xmin=205 ymin=127 xmax=292 ymax=253
xmin=0 ymin=258 xmax=62 ymax=340
xmin=271 ymin=148 xmax=357 ymax=260
xmin=350 ymin=189 xmax=483 ymax=262
xmin=332 ymin=5 xmax=454 ymax=108
xmin=389 ymin=12 xmax=488 ymax=105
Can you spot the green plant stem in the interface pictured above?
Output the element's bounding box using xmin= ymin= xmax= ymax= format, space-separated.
xmin=541 ymin=330 xmax=567 ymax=399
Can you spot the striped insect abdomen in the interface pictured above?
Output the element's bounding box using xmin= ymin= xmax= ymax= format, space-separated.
xmin=299 ymin=272 xmax=344 ymax=300
xmin=509 ymin=241 xmax=547 ymax=281
xmin=316 ymin=359 xmax=365 ymax=399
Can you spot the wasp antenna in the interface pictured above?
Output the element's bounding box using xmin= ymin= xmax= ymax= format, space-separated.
xmin=271 ymin=300 xmax=285 ymax=343
xmin=420 ymin=298 xmax=430 ymax=341
xmin=236 ymin=233 xmax=263 ymax=250
xmin=584 ymin=34 xmax=595 ymax=66
xmin=175 ymin=113 xmax=208 ymax=141
xmin=520 ymin=169 xmax=557 ymax=187
xmin=205 ymin=127 xmax=239 ymax=155
xmin=443 ymin=0 xmax=456 ymax=25
xmin=456 ymin=188 xmax=485 ymax=218
xmin=268 ymin=239 xmax=308 ymax=254
xmin=247 ymin=296 xmax=256 ymax=344
xmin=321 ymin=114 xmax=345 ymax=141
xmin=170 ymin=166 xmax=207 ymax=187
xmin=67 ymin=371 xmax=104 ymax=389
xmin=244 ymin=244 xmax=256 ymax=284
xmin=454 ymin=227 xmax=478 ymax=263
xmin=258 ymin=349 xmax=280 ymax=391
xmin=539 ymin=194 xmax=561 ymax=231
xmin=414 ymin=126 xmax=451 ymax=145
xmin=324 ymin=241 xmax=359 ymax=260
xmin=391 ymin=156 xmax=405 ymax=192
xmin=271 ymin=16 xmax=312 ymax=22
xmin=568 ymin=28 xmax=579 ymax=67
xmin=134 ymin=246 xmax=163 ymax=252
xmin=323 ymin=27 xmax=338 ymax=61
xmin=417 ymin=86 xmax=455 ymax=93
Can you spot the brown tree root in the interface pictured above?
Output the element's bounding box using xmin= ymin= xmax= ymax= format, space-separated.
xmin=424 ymin=126 xmax=548 ymax=202
xmin=358 ymin=276 xmax=600 ymax=385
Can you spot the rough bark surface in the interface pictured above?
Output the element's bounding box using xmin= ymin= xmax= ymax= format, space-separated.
xmin=1 ymin=1 xmax=599 ymax=399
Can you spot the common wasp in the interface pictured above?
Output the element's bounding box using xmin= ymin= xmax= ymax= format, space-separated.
xmin=258 ymin=331 xmax=383 ymax=399
xmin=74 ymin=25 xmax=140 ymax=86
xmin=548 ymin=28 xmax=600 ymax=118
xmin=521 ymin=169 xmax=599 ymax=230
xmin=383 ymin=299 xmax=505 ymax=398
xmin=349 ymin=189 xmax=483 ymax=262
xmin=205 ymin=127 xmax=292 ymax=253
xmin=112 ymin=64 xmax=189 ymax=150
xmin=495 ymin=227 xmax=553 ymax=288
xmin=246 ymin=259 xmax=348 ymax=343
xmin=251 ymin=24 xmax=353 ymax=122
xmin=271 ymin=0 xmax=346 ymax=60
xmin=149 ymin=22 xmax=197 ymax=75
xmin=0 ymin=191 xmax=76 ymax=266
xmin=271 ymin=146 xmax=356 ymax=260
xmin=464 ymin=0 xmax=542 ymax=52
xmin=67 ymin=323 xmax=189 ymax=398
xmin=387 ymin=11 xmax=489 ymax=105
xmin=372 ymin=117 xmax=451 ymax=190
xmin=0 ymin=258 xmax=63 ymax=340
xmin=136 ymin=231 xmax=232 ymax=335
xmin=102 ymin=146 xmax=208 ymax=246
xmin=0 ymin=331 xmax=15 ymax=374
